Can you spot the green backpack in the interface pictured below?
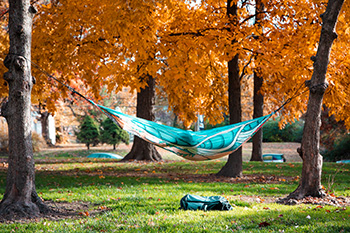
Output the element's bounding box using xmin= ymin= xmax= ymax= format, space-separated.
xmin=180 ymin=194 xmax=233 ymax=211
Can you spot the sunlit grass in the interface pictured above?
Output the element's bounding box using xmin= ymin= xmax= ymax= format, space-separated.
xmin=0 ymin=150 xmax=349 ymax=232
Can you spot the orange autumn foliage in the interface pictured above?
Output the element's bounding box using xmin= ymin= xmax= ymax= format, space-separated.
xmin=0 ymin=1 xmax=9 ymax=97
xmin=0 ymin=0 xmax=349 ymax=128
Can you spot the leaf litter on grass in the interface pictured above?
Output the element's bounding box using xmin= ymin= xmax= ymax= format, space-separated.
xmin=1 ymin=147 xmax=350 ymax=231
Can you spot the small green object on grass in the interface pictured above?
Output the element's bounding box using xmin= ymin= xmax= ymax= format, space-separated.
xmin=263 ymin=153 xmax=286 ymax=163
xmin=180 ymin=194 xmax=233 ymax=211
xmin=336 ymin=160 xmax=350 ymax=164
xmin=87 ymin=153 xmax=123 ymax=159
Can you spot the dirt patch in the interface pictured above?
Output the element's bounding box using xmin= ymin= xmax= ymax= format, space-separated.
xmin=277 ymin=195 xmax=350 ymax=207
xmin=110 ymin=171 xmax=297 ymax=185
xmin=0 ymin=200 xmax=110 ymax=224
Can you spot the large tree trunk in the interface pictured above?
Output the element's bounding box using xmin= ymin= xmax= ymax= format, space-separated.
xmin=287 ymin=0 xmax=344 ymax=200
xmin=217 ymin=0 xmax=242 ymax=177
xmin=250 ymin=71 xmax=264 ymax=161
xmin=121 ymin=76 xmax=162 ymax=162
xmin=0 ymin=0 xmax=49 ymax=218
xmin=216 ymin=54 xmax=242 ymax=177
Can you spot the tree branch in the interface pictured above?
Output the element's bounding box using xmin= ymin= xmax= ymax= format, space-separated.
xmin=239 ymin=11 xmax=269 ymax=25
xmin=167 ymin=27 xmax=230 ymax=37
xmin=239 ymin=54 xmax=254 ymax=81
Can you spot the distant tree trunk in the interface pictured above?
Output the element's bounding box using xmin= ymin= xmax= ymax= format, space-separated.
xmin=121 ymin=76 xmax=162 ymax=162
xmin=250 ymin=71 xmax=264 ymax=161
xmin=216 ymin=54 xmax=242 ymax=177
xmin=40 ymin=111 xmax=54 ymax=147
xmin=0 ymin=0 xmax=49 ymax=218
xmin=286 ymin=0 xmax=344 ymax=200
xmin=250 ymin=0 xmax=264 ymax=162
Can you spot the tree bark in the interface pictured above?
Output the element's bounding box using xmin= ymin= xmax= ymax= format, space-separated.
xmin=0 ymin=0 xmax=49 ymax=218
xmin=217 ymin=0 xmax=242 ymax=177
xmin=40 ymin=111 xmax=54 ymax=147
xmin=121 ymin=76 xmax=162 ymax=162
xmin=216 ymin=53 xmax=242 ymax=177
xmin=250 ymin=71 xmax=264 ymax=161
xmin=287 ymin=0 xmax=344 ymax=199
xmin=250 ymin=0 xmax=264 ymax=162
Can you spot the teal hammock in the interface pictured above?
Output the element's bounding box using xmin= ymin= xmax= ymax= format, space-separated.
xmin=91 ymin=101 xmax=273 ymax=161
xmin=26 ymin=55 xmax=299 ymax=161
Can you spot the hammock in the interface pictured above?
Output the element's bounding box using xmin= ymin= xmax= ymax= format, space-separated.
xmin=91 ymin=101 xmax=273 ymax=161
xmin=25 ymin=55 xmax=300 ymax=161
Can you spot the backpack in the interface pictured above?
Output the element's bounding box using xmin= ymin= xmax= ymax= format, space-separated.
xmin=180 ymin=194 xmax=233 ymax=211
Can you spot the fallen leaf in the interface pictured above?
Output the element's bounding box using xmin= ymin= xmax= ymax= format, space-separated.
xmin=79 ymin=211 xmax=90 ymax=216
xmin=259 ymin=222 xmax=271 ymax=227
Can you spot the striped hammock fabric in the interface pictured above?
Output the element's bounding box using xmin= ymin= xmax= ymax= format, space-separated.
xmin=93 ymin=101 xmax=273 ymax=161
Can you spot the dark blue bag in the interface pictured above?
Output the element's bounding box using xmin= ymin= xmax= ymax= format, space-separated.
xmin=180 ymin=194 xmax=233 ymax=211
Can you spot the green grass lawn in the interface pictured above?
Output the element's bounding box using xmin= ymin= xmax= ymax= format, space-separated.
xmin=0 ymin=150 xmax=349 ymax=232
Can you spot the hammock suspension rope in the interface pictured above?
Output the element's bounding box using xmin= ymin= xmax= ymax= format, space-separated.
xmin=5 ymin=53 xmax=307 ymax=161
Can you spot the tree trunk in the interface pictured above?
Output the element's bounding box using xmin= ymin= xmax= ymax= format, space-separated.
xmin=121 ymin=76 xmax=162 ymax=162
xmin=216 ymin=54 xmax=242 ymax=177
xmin=250 ymin=71 xmax=264 ymax=161
xmin=250 ymin=0 xmax=264 ymax=162
xmin=287 ymin=0 xmax=344 ymax=200
xmin=0 ymin=0 xmax=49 ymax=219
xmin=217 ymin=0 xmax=242 ymax=177
xmin=40 ymin=111 xmax=54 ymax=147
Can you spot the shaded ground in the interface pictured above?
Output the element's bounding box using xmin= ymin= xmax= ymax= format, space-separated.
xmin=0 ymin=200 xmax=110 ymax=224
xmin=39 ymin=142 xmax=303 ymax=162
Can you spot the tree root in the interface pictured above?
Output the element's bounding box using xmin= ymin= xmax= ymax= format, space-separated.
xmin=276 ymin=185 xmax=337 ymax=206
xmin=0 ymin=193 xmax=52 ymax=220
xmin=277 ymin=194 xmax=349 ymax=207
